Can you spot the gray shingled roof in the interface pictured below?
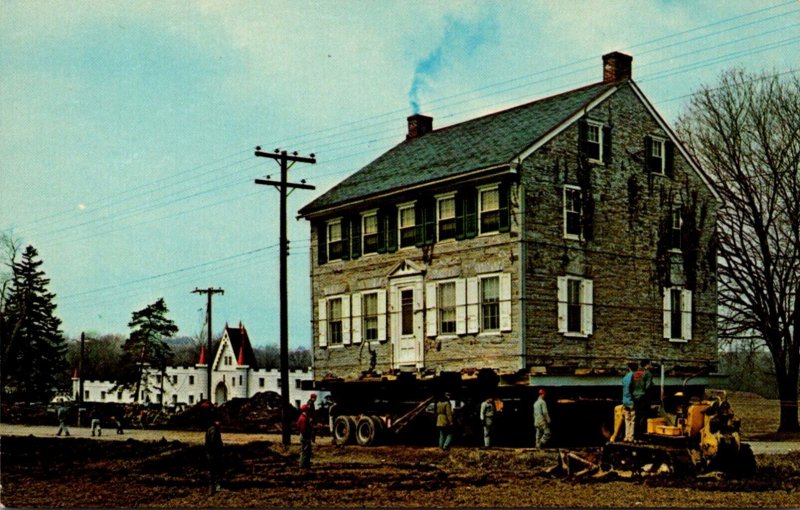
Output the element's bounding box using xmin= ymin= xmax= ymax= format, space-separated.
xmin=300 ymin=80 xmax=615 ymax=216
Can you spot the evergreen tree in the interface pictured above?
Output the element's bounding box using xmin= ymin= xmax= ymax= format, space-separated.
xmin=121 ymin=298 xmax=178 ymax=403
xmin=0 ymin=245 xmax=66 ymax=402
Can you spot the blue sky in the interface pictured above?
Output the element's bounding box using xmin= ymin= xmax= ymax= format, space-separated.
xmin=1 ymin=1 xmax=798 ymax=349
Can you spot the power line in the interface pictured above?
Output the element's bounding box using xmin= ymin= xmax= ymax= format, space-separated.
xmin=61 ymin=243 xmax=279 ymax=299
xmin=11 ymin=148 xmax=253 ymax=232
xmin=6 ymin=5 xmax=797 ymax=246
xmin=40 ymin=2 xmax=794 ymax=318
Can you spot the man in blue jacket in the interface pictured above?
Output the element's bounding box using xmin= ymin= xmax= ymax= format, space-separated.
xmin=621 ymin=361 xmax=638 ymax=442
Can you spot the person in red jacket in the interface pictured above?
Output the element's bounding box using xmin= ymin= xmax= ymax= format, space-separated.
xmin=297 ymin=405 xmax=313 ymax=469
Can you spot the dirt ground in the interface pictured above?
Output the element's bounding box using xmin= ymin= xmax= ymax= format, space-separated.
xmin=2 ymin=391 xmax=799 ymax=508
xmin=2 ymin=435 xmax=800 ymax=508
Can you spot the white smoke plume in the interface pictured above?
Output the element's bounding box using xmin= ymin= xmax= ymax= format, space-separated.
xmin=408 ymin=15 xmax=497 ymax=114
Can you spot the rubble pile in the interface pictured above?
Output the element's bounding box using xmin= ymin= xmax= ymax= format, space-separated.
xmin=1 ymin=391 xmax=309 ymax=434
xmin=167 ymin=391 xmax=295 ymax=432
xmin=0 ymin=402 xmax=53 ymax=426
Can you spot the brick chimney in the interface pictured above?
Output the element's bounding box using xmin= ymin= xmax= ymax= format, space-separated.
xmin=406 ymin=114 xmax=433 ymax=140
xmin=602 ymin=51 xmax=633 ymax=83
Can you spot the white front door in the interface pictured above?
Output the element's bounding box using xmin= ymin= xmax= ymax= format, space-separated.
xmin=390 ymin=278 xmax=424 ymax=368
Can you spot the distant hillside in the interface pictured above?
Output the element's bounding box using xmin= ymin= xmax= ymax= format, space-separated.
xmin=164 ymin=336 xmax=198 ymax=348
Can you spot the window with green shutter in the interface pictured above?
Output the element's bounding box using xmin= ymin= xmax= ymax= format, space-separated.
xmin=399 ymin=203 xmax=416 ymax=248
xmin=479 ymin=187 xmax=500 ymax=234
xmin=437 ymin=195 xmax=457 ymax=241
xmin=362 ymin=212 xmax=379 ymax=254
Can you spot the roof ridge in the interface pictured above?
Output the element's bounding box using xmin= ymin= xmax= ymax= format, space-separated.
xmin=300 ymin=79 xmax=620 ymax=216
xmin=416 ymin=80 xmax=610 ymax=139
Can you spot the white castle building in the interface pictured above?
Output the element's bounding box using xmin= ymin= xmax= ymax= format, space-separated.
xmin=72 ymin=323 xmax=317 ymax=408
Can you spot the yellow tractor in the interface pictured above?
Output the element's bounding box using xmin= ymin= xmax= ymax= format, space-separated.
xmin=602 ymin=391 xmax=756 ymax=476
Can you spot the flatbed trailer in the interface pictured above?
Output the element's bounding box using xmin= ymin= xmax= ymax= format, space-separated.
xmin=315 ymin=368 xmax=719 ymax=447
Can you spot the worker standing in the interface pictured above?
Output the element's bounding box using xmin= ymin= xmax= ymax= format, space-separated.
xmin=621 ymin=362 xmax=638 ymax=442
xmin=205 ymin=420 xmax=224 ymax=494
xmin=90 ymin=409 xmax=102 ymax=437
xmin=632 ymin=359 xmax=653 ymax=437
xmin=55 ymin=405 xmax=70 ymax=436
xmin=479 ymin=396 xmax=496 ymax=447
xmin=533 ymin=389 xmax=551 ymax=448
xmin=306 ymin=393 xmax=317 ymax=417
xmin=306 ymin=393 xmax=317 ymax=442
xmin=297 ymin=404 xmax=314 ymax=469
xmin=435 ymin=393 xmax=454 ymax=450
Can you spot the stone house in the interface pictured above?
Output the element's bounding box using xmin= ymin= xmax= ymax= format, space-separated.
xmin=298 ymin=52 xmax=720 ymax=391
xmin=73 ymin=323 xmax=317 ymax=408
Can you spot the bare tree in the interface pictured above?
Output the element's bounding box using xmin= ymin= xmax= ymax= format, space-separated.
xmin=65 ymin=333 xmax=126 ymax=382
xmin=678 ymin=69 xmax=800 ymax=432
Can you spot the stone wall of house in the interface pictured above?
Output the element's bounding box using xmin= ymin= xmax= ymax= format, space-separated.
xmin=309 ymin=186 xmax=525 ymax=381
xmin=519 ymin=84 xmax=718 ymax=373
xmin=308 ymin=84 xmax=719 ymax=383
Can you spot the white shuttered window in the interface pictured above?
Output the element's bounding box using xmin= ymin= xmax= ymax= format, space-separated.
xmin=557 ymin=276 xmax=593 ymax=337
xmin=663 ymin=287 xmax=692 ymax=342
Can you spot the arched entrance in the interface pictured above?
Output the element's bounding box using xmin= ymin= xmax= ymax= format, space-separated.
xmin=215 ymin=382 xmax=228 ymax=404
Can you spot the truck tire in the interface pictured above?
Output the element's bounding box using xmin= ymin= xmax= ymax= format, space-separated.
xmin=356 ymin=415 xmax=381 ymax=446
xmin=333 ymin=415 xmax=356 ymax=444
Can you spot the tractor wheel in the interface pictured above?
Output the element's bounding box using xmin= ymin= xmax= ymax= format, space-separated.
xmin=333 ymin=415 xmax=356 ymax=444
xmin=356 ymin=415 xmax=381 ymax=446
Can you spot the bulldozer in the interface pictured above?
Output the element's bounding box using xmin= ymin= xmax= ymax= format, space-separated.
xmin=600 ymin=390 xmax=757 ymax=477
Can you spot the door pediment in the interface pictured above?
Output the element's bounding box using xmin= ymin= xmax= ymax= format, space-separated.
xmin=388 ymin=259 xmax=425 ymax=278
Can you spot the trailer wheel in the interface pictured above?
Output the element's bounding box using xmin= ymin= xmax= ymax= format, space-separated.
xmin=333 ymin=415 xmax=356 ymax=444
xmin=356 ymin=415 xmax=381 ymax=446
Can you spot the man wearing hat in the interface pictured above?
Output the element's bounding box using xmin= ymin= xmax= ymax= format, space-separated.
xmin=297 ymin=405 xmax=314 ymax=469
xmin=533 ymin=389 xmax=551 ymax=448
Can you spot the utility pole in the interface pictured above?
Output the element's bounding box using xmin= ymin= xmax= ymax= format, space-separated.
xmin=255 ymin=146 xmax=315 ymax=446
xmin=192 ymin=287 xmax=224 ymax=404
xmin=79 ymin=332 xmax=85 ymax=404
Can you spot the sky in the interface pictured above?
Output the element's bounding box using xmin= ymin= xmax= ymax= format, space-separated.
xmin=1 ymin=1 xmax=798 ymax=350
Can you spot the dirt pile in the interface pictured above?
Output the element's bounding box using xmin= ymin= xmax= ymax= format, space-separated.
xmin=166 ymin=391 xmax=294 ymax=432
xmin=1 ymin=391 xmax=299 ymax=434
